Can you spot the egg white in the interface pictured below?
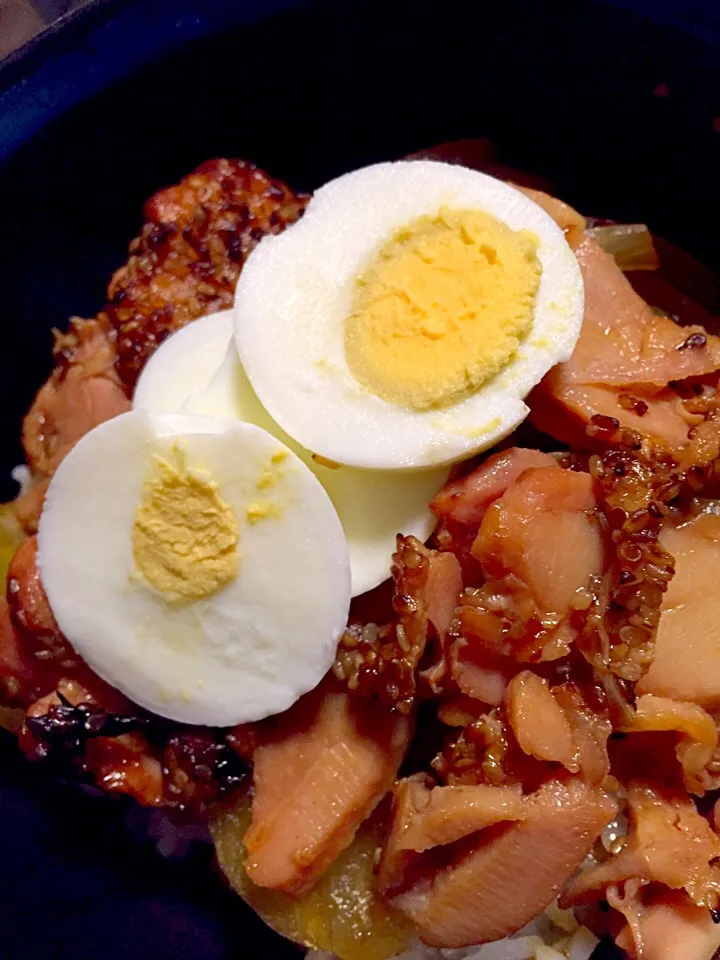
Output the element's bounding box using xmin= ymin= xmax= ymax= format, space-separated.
xmin=134 ymin=311 xmax=449 ymax=597
xmin=37 ymin=410 xmax=351 ymax=727
xmin=133 ymin=310 xmax=232 ymax=413
xmin=234 ymin=160 xmax=584 ymax=470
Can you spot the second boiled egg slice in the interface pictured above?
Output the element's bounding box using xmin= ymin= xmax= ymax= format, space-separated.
xmin=37 ymin=410 xmax=351 ymax=727
xmin=234 ymin=160 xmax=584 ymax=470
xmin=133 ymin=311 xmax=449 ymax=597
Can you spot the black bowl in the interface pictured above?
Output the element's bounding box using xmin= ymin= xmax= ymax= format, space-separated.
xmin=1 ymin=0 xmax=719 ymax=956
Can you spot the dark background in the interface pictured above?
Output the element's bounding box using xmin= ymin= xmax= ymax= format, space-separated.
xmin=0 ymin=0 xmax=719 ymax=956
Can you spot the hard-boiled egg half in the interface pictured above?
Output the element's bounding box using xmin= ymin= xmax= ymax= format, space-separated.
xmin=37 ymin=411 xmax=351 ymax=726
xmin=133 ymin=310 xmax=449 ymax=597
xmin=234 ymin=160 xmax=584 ymax=469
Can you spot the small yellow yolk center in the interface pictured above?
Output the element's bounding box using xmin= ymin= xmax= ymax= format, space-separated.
xmin=344 ymin=208 xmax=542 ymax=410
xmin=132 ymin=454 xmax=239 ymax=602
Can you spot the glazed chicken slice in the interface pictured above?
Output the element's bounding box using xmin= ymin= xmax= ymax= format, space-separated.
xmin=244 ymin=676 xmax=411 ymax=897
xmin=381 ymin=777 xmax=616 ymax=948
xmin=638 ymin=513 xmax=720 ymax=711
xmin=529 ymin=233 xmax=720 ymax=452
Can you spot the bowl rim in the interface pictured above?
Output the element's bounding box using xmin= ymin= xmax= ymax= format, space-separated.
xmin=0 ymin=0 xmax=299 ymax=165
xmin=1 ymin=0 xmax=112 ymax=75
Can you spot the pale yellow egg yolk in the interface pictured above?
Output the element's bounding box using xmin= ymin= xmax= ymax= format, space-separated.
xmin=344 ymin=208 xmax=542 ymax=410
xmin=132 ymin=453 xmax=239 ymax=602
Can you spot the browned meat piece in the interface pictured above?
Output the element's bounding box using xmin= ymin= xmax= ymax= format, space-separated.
xmin=505 ymin=670 xmax=577 ymax=770
xmin=3 ymin=158 xmax=309 ymax=812
xmin=20 ymin=679 xmax=165 ymax=807
xmin=6 ymin=537 xmax=61 ymax=645
xmin=16 ymin=318 xmax=131 ymax=530
xmin=384 ymin=777 xmax=616 ymax=948
xmin=333 ymin=535 xmax=462 ymax=713
xmin=563 ymin=780 xmax=720 ymax=913
xmin=243 ymin=676 xmax=411 ymax=896
xmin=620 ymin=694 xmax=719 ymax=796
xmin=103 ymin=158 xmax=308 ymax=391
xmin=529 ymin=234 xmax=720 ymax=453
xmin=4 ymin=541 xmax=250 ymax=810
xmin=614 ymin=890 xmax=720 ymax=960
xmin=162 ymin=729 xmax=250 ymax=816
xmin=0 ymin=596 xmax=49 ymax=706
xmin=14 ymin=159 xmax=308 ymax=532
xmin=3 ymin=536 xmax=78 ymax=703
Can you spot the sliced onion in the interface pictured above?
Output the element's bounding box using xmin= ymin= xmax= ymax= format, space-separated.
xmin=586 ymin=224 xmax=659 ymax=272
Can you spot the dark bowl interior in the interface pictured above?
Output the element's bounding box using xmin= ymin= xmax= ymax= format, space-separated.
xmin=1 ymin=0 xmax=719 ymax=956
